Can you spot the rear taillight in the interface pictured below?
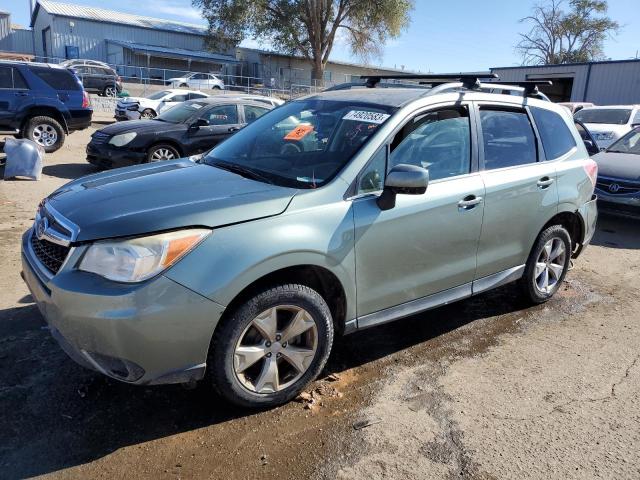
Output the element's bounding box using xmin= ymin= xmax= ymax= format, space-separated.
xmin=82 ymin=91 xmax=90 ymax=108
xmin=583 ymin=159 xmax=598 ymax=187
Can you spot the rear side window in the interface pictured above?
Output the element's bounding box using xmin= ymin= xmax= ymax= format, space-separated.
xmin=244 ymin=105 xmax=270 ymax=123
xmin=189 ymin=92 xmax=208 ymax=100
xmin=480 ymin=108 xmax=537 ymax=170
xmin=531 ymin=107 xmax=576 ymax=159
xmin=29 ymin=67 xmax=80 ymax=91
xmin=202 ymin=105 xmax=238 ymax=125
xmin=0 ymin=66 xmax=28 ymax=89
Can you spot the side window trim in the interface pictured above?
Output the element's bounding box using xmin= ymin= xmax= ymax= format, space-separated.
xmin=475 ymin=102 xmax=540 ymax=171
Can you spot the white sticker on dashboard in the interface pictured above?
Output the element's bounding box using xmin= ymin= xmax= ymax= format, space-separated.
xmin=342 ymin=110 xmax=390 ymax=124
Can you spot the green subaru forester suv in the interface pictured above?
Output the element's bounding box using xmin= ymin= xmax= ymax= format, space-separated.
xmin=22 ymin=74 xmax=598 ymax=407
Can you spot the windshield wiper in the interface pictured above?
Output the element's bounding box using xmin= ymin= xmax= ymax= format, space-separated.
xmin=211 ymin=161 xmax=274 ymax=184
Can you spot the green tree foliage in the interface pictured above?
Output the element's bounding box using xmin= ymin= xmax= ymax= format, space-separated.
xmin=517 ymin=0 xmax=619 ymax=65
xmin=192 ymin=0 xmax=413 ymax=82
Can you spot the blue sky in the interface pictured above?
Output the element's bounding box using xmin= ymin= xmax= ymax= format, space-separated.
xmin=7 ymin=0 xmax=640 ymax=71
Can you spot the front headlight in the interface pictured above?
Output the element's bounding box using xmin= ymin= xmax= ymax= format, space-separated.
xmin=108 ymin=132 xmax=137 ymax=147
xmin=79 ymin=229 xmax=211 ymax=282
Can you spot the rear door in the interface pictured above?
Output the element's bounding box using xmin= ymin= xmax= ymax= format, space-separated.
xmin=187 ymin=104 xmax=242 ymax=154
xmin=474 ymin=103 xmax=558 ymax=280
xmin=0 ymin=66 xmax=32 ymax=129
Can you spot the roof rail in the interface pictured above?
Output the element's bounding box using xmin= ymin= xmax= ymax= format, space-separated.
xmin=358 ymin=72 xmax=498 ymax=89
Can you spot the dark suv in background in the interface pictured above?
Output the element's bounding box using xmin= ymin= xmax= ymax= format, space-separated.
xmin=72 ymin=64 xmax=122 ymax=97
xmin=0 ymin=61 xmax=92 ymax=152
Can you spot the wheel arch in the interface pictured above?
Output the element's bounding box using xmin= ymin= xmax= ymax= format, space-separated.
xmin=21 ymin=107 xmax=69 ymax=133
xmin=220 ymin=264 xmax=349 ymax=336
xmin=539 ymin=208 xmax=585 ymax=256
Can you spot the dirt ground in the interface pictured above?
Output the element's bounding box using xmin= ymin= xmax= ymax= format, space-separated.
xmin=0 ymin=129 xmax=639 ymax=479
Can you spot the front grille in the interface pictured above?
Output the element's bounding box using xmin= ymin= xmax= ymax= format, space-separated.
xmin=91 ymin=131 xmax=111 ymax=145
xmin=30 ymin=234 xmax=71 ymax=274
xmin=596 ymin=177 xmax=640 ymax=195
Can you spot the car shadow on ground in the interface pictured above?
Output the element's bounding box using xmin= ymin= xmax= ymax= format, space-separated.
xmin=42 ymin=163 xmax=100 ymax=179
xmin=0 ymin=214 xmax=634 ymax=479
xmin=591 ymin=212 xmax=640 ymax=249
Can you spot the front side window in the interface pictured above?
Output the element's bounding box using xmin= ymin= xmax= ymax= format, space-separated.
xmin=202 ymin=105 xmax=238 ymax=125
xmin=607 ymin=128 xmax=640 ymax=155
xmin=480 ymin=108 xmax=537 ymax=170
xmin=170 ymin=93 xmax=189 ymax=102
xmin=357 ymin=147 xmax=386 ymax=194
xmin=531 ymin=106 xmax=576 ymax=159
xmin=147 ymin=90 xmax=171 ymax=100
xmin=389 ymin=107 xmax=471 ymax=181
xmin=203 ymin=99 xmax=395 ymax=188
xmin=244 ymin=105 xmax=270 ymax=123
xmin=189 ymin=92 xmax=208 ymax=100
xmin=575 ymin=108 xmax=632 ymax=125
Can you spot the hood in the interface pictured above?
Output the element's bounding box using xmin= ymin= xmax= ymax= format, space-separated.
xmin=96 ymin=120 xmax=177 ymax=136
xmin=593 ymin=152 xmax=640 ymax=181
xmin=47 ymin=160 xmax=297 ymax=242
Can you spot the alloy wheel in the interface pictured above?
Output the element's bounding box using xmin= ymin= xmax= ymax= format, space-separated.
xmin=233 ymin=305 xmax=318 ymax=394
xmin=150 ymin=148 xmax=177 ymax=161
xmin=105 ymin=86 xmax=117 ymax=97
xmin=534 ymin=237 xmax=567 ymax=294
xmin=32 ymin=124 xmax=58 ymax=147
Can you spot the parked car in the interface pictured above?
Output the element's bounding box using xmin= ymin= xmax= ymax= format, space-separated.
xmin=0 ymin=61 xmax=91 ymax=152
xmin=558 ymin=102 xmax=594 ymax=114
xmin=233 ymin=94 xmax=285 ymax=107
xmin=71 ymin=64 xmax=122 ymax=97
xmin=87 ymin=97 xmax=273 ymax=168
xmin=574 ymin=120 xmax=600 ymax=156
xmin=167 ymin=72 xmax=225 ymax=90
xmin=592 ymin=126 xmax=640 ymax=217
xmin=22 ymin=74 xmax=598 ymax=408
xmin=574 ymin=105 xmax=640 ymax=150
xmin=114 ymin=89 xmax=209 ymax=121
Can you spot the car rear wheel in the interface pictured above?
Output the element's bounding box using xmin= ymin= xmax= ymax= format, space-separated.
xmin=140 ymin=109 xmax=156 ymax=119
xmin=208 ymin=284 xmax=334 ymax=408
xmin=520 ymin=225 xmax=571 ymax=304
xmin=147 ymin=144 xmax=180 ymax=162
xmin=23 ymin=116 xmax=65 ymax=153
xmin=179 ymin=83 xmax=188 ymax=88
xmin=103 ymin=85 xmax=117 ymax=97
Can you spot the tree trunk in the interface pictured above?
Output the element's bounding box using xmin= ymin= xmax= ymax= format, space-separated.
xmin=311 ymin=57 xmax=324 ymax=87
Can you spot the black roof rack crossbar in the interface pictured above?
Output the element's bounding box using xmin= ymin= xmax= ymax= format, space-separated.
xmin=485 ymin=80 xmax=553 ymax=95
xmin=359 ymin=72 xmax=498 ymax=89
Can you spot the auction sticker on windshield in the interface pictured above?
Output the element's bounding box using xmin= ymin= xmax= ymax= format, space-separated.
xmin=284 ymin=124 xmax=314 ymax=141
xmin=343 ymin=110 xmax=390 ymax=124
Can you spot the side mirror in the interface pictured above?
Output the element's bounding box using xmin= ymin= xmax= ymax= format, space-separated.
xmin=377 ymin=164 xmax=429 ymax=211
xmin=189 ymin=118 xmax=209 ymax=131
xmin=583 ymin=139 xmax=599 ymax=156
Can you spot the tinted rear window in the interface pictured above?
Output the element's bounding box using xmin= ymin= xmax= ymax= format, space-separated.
xmin=531 ymin=107 xmax=576 ymax=159
xmin=29 ymin=67 xmax=80 ymax=91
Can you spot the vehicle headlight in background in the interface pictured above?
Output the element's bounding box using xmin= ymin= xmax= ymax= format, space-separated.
xmin=108 ymin=132 xmax=137 ymax=147
xmin=79 ymin=229 xmax=211 ymax=282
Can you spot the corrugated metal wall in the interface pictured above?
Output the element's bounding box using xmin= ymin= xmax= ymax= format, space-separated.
xmin=492 ymin=61 xmax=640 ymax=105
xmin=0 ymin=13 xmax=11 ymax=50
xmin=10 ymin=29 xmax=35 ymax=54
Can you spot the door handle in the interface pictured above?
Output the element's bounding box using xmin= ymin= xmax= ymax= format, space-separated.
xmin=14 ymin=92 xmax=29 ymax=97
xmin=228 ymin=126 xmax=240 ymax=132
xmin=537 ymin=177 xmax=555 ymax=189
xmin=458 ymin=195 xmax=483 ymax=210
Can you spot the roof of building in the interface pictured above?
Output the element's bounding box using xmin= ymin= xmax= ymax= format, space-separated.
xmin=106 ymin=40 xmax=238 ymax=64
xmin=492 ymin=58 xmax=640 ymax=71
xmin=32 ymin=0 xmax=207 ymax=36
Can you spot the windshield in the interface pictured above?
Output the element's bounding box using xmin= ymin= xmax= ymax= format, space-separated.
xmin=607 ymin=128 xmax=640 ymax=155
xmin=575 ymin=108 xmax=632 ymax=125
xmin=202 ymin=99 xmax=395 ymax=188
xmin=147 ymin=90 xmax=171 ymax=100
xmin=156 ymin=101 xmax=207 ymax=123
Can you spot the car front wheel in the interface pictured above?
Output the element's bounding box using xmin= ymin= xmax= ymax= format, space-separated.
xmin=146 ymin=144 xmax=180 ymax=162
xmin=140 ymin=109 xmax=156 ymax=119
xmin=209 ymin=284 xmax=334 ymax=408
xmin=520 ymin=225 xmax=571 ymax=304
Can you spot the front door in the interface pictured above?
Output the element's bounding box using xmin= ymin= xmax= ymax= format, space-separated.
xmin=474 ymin=104 xmax=559 ymax=279
xmin=188 ymin=104 xmax=244 ymax=154
xmin=353 ymin=104 xmax=485 ymax=320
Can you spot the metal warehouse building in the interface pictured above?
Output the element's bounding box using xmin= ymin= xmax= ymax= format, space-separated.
xmin=492 ymin=59 xmax=640 ymax=105
xmin=13 ymin=0 xmax=403 ymax=89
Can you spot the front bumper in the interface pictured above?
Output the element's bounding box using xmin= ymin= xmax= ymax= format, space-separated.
xmin=594 ymin=187 xmax=640 ymax=218
xmin=86 ymin=141 xmax=146 ymax=169
xmin=114 ymin=108 xmax=140 ymax=121
xmin=21 ymin=228 xmax=225 ymax=385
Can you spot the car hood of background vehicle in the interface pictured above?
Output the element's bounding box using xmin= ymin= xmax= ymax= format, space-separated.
xmin=96 ymin=120 xmax=178 ymax=136
xmin=47 ymin=160 xmax=298 ymax=242
xmin=593 ymin=152 xmax=640 ymax=181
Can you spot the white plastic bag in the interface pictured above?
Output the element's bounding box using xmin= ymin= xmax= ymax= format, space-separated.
xmin=3 ymin=138 xmax=44 ymax=180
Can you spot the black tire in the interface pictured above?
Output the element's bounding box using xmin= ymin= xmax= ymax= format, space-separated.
xmin=212 ymin=85 xmax=221 ymax=90
xmin=146 ymin=143 xmax=180 ymax=163
xmin=22 ymin=115 xmax=65 ymax=153
xmin=140 ymin=108 xmax=156 ymax=119
xmin=103 ymin=85 xmax=117 ymax=97
xmin=520 ymin=225 xmax=572 ymax=304
xmin=179 ymin=83 xmax=188 ymax=88
xmin=209 ymin=284 xmax=334 ymax=408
